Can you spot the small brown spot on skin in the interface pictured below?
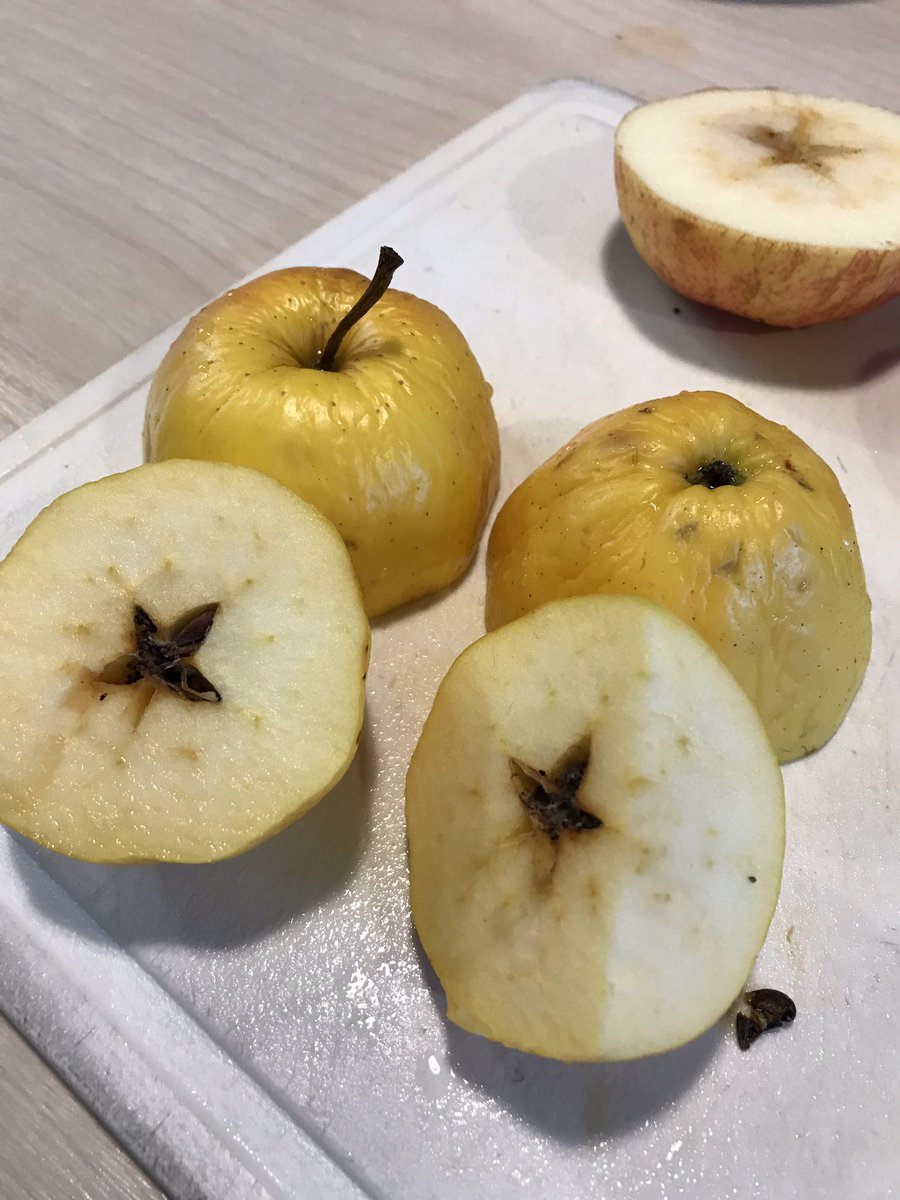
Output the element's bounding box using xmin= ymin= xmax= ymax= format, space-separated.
xmin=677 ymin=735 xmax=691 ymax=754
xmin=653 ymin=891 xmax=672 ymax=903
xmin=675 ymin=522 xmax=699 ymax=542
xmin=177 ymin=746 xmax=201 ymax=762
xmin=637 ymin=406 xmax=654 ymax=414
xmin=784 ymin=459 xmax=814 ymax=490
xmin=786 ymin=925 xmax=795 ymax=944
xmin=716 ymin=544 xmax=743 ymax=576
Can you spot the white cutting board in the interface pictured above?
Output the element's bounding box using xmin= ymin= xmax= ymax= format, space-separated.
xmin=0 ymin=81 xmax=897 ymax=1200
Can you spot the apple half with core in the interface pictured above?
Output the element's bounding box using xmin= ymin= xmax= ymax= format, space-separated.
xmin=486 ymin=391 xmax=871 ymax=763
xmin=144 ymin=248 xmax=500 ymax=618
xmin=0 ymin=460 xmax=369 ymax=863
xmin=407 ymin=595 xmax=785 ymax=1062
xmin=615 ymin=88 xmax=900 ymax=326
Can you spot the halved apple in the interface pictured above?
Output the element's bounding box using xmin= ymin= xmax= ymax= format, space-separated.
xmin=0 ymin=460 xmax=369 ymax=863
xmin=407 ymin=595 xmax=784 ymax=1062
xmin=615 ymin=88 xmax=900 ymax=326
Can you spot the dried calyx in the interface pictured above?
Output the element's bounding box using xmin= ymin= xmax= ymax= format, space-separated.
xmin=689 ymin=459 xmax=746 ymax=489
xmin=316 ymin=245 xmax=404 ymax=372
xmin=510 ymin=743 xmax=601 ymax=841
xmin=96 ymin=602 xmax=222 ymax=703
xmin=736 ymin=988 xmax=796 ymax=1051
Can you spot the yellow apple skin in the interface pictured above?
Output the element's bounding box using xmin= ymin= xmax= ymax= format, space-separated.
xmin=615 ymin=149 xmax=900 ymax=327
xmin=486 ymin=391 xmax=871 ymax=763
xmin=144 ymin=268 xmax=500 ymax=618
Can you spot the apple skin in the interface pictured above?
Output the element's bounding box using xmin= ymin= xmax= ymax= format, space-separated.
xmin=614 ymin=142 xmax=900 ymax=328
xmin=144 ymin=267 xmax=500 ymax=618
xmin=486 ymin=391 xmax=871 ymax=763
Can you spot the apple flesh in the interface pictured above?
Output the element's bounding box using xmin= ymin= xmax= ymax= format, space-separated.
xmin=144 ymin=250 xmax=500 ymax=618
xmin=0 ymin=460 xmax=369 ymax=863
xmin=615 ymin=88 xmax=900 ymax=326
xmin=407 ymin=595 xmax=785 ymax=1062
xmin=486 ymin=390 xmax=871 ymax=763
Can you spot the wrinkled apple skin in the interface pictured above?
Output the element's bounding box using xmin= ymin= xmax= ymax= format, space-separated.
xmin=144 ymin=268 xmax=500 ymax=618
xmin=614 ymin=148 xmax=900 ymax=328
xmin=486 ymin=391 xmax=871 ymax=763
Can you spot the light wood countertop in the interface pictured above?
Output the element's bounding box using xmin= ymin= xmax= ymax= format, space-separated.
xmin=2 ymin=2 xmax=898 ymax=1196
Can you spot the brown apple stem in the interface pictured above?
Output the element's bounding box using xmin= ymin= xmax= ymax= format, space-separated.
xmin=316 ymin=245 xmax=404 ymax=372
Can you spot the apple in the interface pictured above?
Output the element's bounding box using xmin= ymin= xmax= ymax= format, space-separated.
xmin=144 ymin=247 xmax=500 ymax=618
xmin=0 ymin=460 xmax=369 ymax=863
xmin=486 ymin=390 xmax=871 ymax=763
xmin=615 ymin=88 xmax=900 ymax=326
xmin=407 ymin=594 xmax=785 ymax=1062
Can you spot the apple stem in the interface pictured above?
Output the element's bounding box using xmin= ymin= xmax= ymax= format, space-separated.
xmin=316 ymin=246 xmax=404 ymax=372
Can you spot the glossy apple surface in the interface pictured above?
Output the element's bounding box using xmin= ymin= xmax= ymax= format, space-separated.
xmin=144 ymin=262 xmax=500 ymax=617
xmin=486 ymin=390 xmax=871 ymax=762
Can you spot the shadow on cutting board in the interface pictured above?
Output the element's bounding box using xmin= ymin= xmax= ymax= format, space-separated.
xmin=14 ymin=718 xmax=375 ymax=951
xmin=414 ymin=932 xmax=718 ymax=1143
xmin=600 ymin=221 xmax=900 ymax=391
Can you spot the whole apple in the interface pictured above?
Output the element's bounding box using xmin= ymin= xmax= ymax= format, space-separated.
xmin=486 ymin=390 xmax=871 ymax=763
xmin=144 ymin=248 xmax=500 ymax=617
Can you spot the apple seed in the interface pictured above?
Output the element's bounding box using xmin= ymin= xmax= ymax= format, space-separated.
xmin=95 ymin=602 xmax=222 ymax=703
xmin=510 ymin=744 xmax=601 ymax=841
xmin=735 ymin=987 xmax=796 ymax=1051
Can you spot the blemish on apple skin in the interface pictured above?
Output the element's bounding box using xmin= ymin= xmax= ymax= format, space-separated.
xmin=653 ymin=891 xmax=672 ymax=903
xmin=674 ymin=523 xmax=698 ymax=542
xmin=677 ymin=735 xmax=691 ymax=754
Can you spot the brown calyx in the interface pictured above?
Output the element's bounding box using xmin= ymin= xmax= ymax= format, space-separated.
xmin=95 ymin=602 xmax=222 ymax=703
xmin=510 ymin=741 xmax=601 ymax=841
xmin=688 ymin=459 xmax=746 ymax=489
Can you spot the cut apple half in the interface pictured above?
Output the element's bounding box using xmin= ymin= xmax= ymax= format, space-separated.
xmin=615 ymin=88 xmax=900 ymax=326
xmin=407 ymin=595 xmax=784 ymax=1062
xmin=0 ymin=460 xmax=369 ymax=863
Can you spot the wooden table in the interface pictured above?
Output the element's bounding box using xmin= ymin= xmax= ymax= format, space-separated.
xmin=2 ymin=2 xmax=898 ymax=1195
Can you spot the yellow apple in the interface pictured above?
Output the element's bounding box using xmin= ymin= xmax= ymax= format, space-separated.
xmin=407 ymin=595 xmax=785 ymax=1062
xmin=486 ymin=390 xmax=871 ymax=763
xmin=615 ymin=88 xmax=900 ymax=326
xmin=144 ymin=248 xmax=500 ymax=618
xmin=0 ymin=460 xmax=369 ymax=863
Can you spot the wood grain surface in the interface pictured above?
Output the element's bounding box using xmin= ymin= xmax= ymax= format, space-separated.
xmin=1 ymin=1 xmax=898 ymax=1196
